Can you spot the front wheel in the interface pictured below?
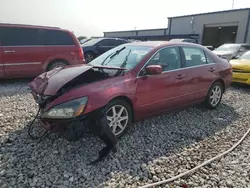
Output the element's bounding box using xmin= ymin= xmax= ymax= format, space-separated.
xmin=204 ymin=82 xmax=223 ymax=109
xmin=105 ymin=99 xmax=132 ymax=138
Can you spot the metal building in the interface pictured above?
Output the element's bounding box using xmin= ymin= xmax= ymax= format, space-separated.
xmin=104 ymin=8 xmax=250 ymax=48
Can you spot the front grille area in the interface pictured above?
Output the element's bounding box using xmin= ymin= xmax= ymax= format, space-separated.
xmin=233 ymin=68 xmax=243 ymax=72
xmin=233 ymin=69 xmax=250 ymax=73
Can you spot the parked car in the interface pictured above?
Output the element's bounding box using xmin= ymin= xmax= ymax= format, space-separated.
xmin=29 ymin=41 xmax=232 ymax=145
xmin=170 ymin=38 xmax=197 ymax=43
xmin=0 ymin=23 xmax=84 ymax=79
xmin=81 ymin=37 xmax=129 ymax=63
xmin=230 ymin=50 xmax=250 ymax=85
xmin=213 ymin=43 xmax=250 ymax=61
xmin=79 ymin=38 xmax=90 ymax=44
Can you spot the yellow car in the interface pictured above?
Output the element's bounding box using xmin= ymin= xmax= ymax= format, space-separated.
xmin=230 ymin=51 xmax=250 ymax=85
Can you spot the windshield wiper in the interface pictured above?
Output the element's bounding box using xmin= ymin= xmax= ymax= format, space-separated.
xmin=100 ymin=46 xmax=126 ymax=66
xmin=120 ymin=49 xmax=131 ymax=68
xmin=115 ymin=49 xmax=131 ymax=76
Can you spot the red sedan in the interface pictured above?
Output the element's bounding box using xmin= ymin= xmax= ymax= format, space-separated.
xmin=29 ymin=41 xmax=232 ymax=143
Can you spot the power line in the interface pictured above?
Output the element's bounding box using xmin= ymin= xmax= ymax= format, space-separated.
xmin=232 ymin=0 xmax=235 ymax=9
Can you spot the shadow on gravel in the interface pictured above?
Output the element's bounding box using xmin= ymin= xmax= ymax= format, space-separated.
xmin=230 ymin=83 xmax=250 ymax=92
xmin=1 ymin=102 xmax=239 ymax=187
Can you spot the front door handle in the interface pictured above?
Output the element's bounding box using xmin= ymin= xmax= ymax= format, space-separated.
xmin=4 ymin=50 xmax=15 ymax=53
xmin=176 ymin=74 xmax=185 ymax=80
xmin=209 ymin=67 xmax=216 ymax=72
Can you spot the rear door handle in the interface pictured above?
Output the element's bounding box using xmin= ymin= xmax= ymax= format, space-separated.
xmin=209 ymin=67 xmax=216 ymax=72
xmin=176 ymin=74 xmax=185 ymax=80
xmin=4 ymin=50 xmax=15 ymax=53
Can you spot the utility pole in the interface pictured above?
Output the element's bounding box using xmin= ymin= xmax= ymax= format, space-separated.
xmin=232 ymin=0 xmax=235 ymax=9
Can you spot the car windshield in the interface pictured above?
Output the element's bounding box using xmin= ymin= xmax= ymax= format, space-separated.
xmin=89 ymin=44 xmax=153 ymax=70
xmin=239 ymin=51 xmax=250 ymax=60
xmin=215 ymin=44 xmax=241 ymax=52
xmin=81 ymin=38 xmax=102 ymax=46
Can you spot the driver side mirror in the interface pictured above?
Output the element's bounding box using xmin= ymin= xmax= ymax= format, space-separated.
xmin=144 ymin=65 xmax=162 ymax=75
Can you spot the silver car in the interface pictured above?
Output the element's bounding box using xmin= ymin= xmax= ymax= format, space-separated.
xmin=213 ymin=43 xmax=250 ymax=61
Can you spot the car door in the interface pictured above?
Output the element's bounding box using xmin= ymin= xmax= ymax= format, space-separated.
xmin=1 ymin=27 xmax=46 ymax=78
xmin=135 ymin=46 xmax=193 ymax=118
xmin=180 ymin=46 xmax=218 ymax=102
xmin=96 ymin=39 xmax=113 ymax=55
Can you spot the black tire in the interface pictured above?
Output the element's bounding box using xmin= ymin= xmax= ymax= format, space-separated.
xmin=204 ymin=82 xmax=223 ymax=109
xmin=104 ymin=99 xmax=133 ymax=138
xmin=85 ymin=52 xmax=95 ymax=63
xmin=47 ymin=61 xmax=68 ymax=71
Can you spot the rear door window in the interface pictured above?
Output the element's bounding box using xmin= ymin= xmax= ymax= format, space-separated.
xmin=111 ymin=40 xmax=127 ymax=46
xmin=43 ymin=29 xmax=75 ymax=45
xmin=98 ymin=39 xmax=113 ymax=46
xmin=0 ymin=27 xmax=42 ymax=46
xmin=182 ymin=47 xmax=207 ymax=67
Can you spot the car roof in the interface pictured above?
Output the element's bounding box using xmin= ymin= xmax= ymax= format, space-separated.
xmin=126 ymin=41 xmax=201 ymax=48
xmin=222 ymin=43 xmax=248 ymax=46
xmin=128 ymin=41 xmax=168 ymax=47
xmin=0 ymin=23 xmax=66 ymax=31
xmin=96 ymin=37 xmax=128 ymax=41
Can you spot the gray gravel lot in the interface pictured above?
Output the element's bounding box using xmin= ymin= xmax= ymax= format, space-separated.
xmin=0 ymin=80 xmax=250 ymax=188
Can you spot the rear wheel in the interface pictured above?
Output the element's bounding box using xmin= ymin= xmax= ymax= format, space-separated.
xmin=204 ymin=82 xmax=223 ymax=109
xmin=85 ymin=52 xmax=95 ymax=63
xmin=105 ymin=99 xmax=132 ymax=138
xmin=47 ymin=61 xmax=68 ymax=71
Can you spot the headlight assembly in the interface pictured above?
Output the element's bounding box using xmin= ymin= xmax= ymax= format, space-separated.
xmin=42 ymin=97 xmax=88 ymax=119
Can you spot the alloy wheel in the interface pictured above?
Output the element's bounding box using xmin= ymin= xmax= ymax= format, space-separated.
xmin=106 ymin=105 xmax=129 ymax=136
xmin=209 ymin=85 xmax=222 ymax=106
xmin=85 ymin=53 xmax=94 ymax=63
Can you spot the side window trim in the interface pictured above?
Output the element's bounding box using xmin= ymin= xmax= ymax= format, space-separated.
xmin=137 ymin=45 xmax=182 ymax=77
xmin=178 ymin=46 xmax=186 ymax=68
xmin=203 ymin=50 xmax=216 ymax=64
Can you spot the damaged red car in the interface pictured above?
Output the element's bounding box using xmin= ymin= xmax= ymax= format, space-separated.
xmin=28 ymin=41 xmax=232 ymax=162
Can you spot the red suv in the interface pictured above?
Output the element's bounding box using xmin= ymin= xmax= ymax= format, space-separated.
xmin=0 ymin=23 xmax=85 ymax=79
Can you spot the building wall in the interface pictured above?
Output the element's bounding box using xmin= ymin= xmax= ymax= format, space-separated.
xmin=104 ymin=29 xmax=168 ymax=38
xmin=170 ymin=9 xmax=250 ymax=44
xmin=137 ymin=29 xmax=166 ymax=36
xmin=246 ymin=12 xmax=250 ymax=44
xmin=104 ymin=31 xmax=136 ymax=37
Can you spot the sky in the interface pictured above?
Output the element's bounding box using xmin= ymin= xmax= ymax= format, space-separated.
xmin=0 ymin=0 xmax=250 ymax=37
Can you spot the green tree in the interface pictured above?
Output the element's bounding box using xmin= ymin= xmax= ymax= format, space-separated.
xmin=77 ymin=36 xmax=87 ymax=41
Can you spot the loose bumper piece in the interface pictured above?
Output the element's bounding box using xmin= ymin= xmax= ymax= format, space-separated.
xmin=28 ymin=107 xmax=118 ymax=165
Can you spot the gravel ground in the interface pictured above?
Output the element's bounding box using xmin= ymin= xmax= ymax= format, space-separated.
xmin=0 ymin=80 xmax=250 ymax=188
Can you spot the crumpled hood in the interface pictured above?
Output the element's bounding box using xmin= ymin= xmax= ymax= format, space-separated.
xmin=230 ymin=59 xmax=250 ymax=71
xmin=29 ymin=64 xmax=93 ymax=96
xmin=29 ymin=64 xmax=126 ymax=96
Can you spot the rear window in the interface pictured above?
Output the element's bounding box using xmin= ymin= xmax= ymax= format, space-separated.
xmin=0 ymin=27 xmax=42 ymax=46
xmin=43 ymin=29 xmax=75 ymax=46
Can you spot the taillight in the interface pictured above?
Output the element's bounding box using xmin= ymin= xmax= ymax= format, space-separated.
xmin=78 ymin=47 xmax=84 ymax=61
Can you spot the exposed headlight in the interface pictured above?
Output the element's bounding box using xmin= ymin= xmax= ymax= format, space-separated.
xmin=42 ymin=97 xmax=88 ymax=119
